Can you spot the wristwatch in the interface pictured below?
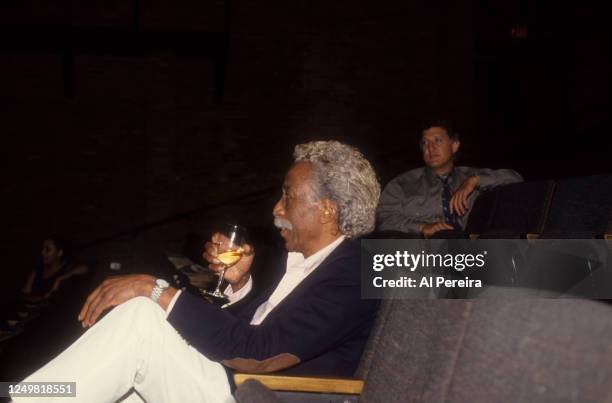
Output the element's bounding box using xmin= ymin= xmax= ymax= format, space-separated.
xmin=150 ymin=278 xmax=170 ymax=303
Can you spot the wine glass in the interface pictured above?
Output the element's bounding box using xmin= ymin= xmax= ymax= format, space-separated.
xmin=201 ymin=224 xmax=247 ymax=302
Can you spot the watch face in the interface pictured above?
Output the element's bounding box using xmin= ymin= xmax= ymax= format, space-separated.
xmin=156 ymin=279 xmax=169 ymax=288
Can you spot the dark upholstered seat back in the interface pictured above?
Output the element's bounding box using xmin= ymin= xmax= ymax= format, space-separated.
xmin=360 ymin=299 xmax=471 ymax=402
xmin=445 ymin=298 xmax=612 ymax=402
xmin=360 ymin=294 xmax=612 ymax=403
xmin=464 ymin=180 xmax=555 ymax=238
xmin=354 ymin=299 xmax=393 ymax=379
xmin=543 ymin=174 xmax=612 ymax=236
xmin=486 ymin=180 xmax=555 ymax=235
xmin=442 ymin=180 xmax=553 ymax=239
xmin=464 ymin=189 xmax=497 ymax=235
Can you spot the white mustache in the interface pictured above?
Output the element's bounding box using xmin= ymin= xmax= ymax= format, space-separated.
xmin=274 ymin=217 xmax=293 ymax=231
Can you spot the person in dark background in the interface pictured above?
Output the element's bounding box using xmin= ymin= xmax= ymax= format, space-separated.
xmin=377 ymin=121 xmax=523 ymax=238
xmin=0 ymin=237 xmax=94 ymax=387
xmin=21 ymin=237 xmax=89 ymax=300
xmin=12 ymin=141 xmax=381 ymax=403
xmin=1 ymin=236 xmax=89 ymax=336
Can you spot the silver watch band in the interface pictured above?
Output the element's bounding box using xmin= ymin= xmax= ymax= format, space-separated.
xmin=151 ymin=279 xmax=169 ymax=303
xmin=151 ymin=286 xmax=163 ymax=303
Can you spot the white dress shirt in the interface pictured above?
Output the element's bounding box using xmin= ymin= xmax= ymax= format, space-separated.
xmin=166 ymin=236 xmax=346 ymax=325
xmin=249 ymin=235 xmax=345 ymax=325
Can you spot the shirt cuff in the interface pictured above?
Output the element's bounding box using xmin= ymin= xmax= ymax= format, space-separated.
xmin=165 ymin=289 xmax=182 ymax=317
xmin=224 ymin=276 xmax=253 ymax=305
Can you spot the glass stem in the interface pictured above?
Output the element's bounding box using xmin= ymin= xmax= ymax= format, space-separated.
xmin=214 ymin=266 xmax=227 ymax=293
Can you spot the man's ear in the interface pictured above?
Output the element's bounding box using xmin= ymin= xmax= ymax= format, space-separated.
xmin=319 ymin=199 xmax=338 ymax=224
xmin=451 ymin=140 xmax=460 ymax=155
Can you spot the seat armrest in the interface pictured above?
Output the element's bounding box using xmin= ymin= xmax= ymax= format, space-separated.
xmin=233 ymin=373 xmax=364 ymax=394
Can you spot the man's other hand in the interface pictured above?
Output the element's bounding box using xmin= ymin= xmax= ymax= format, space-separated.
xmin=203 ymin=233 xmax=255 ymax=292
xmin=78 ymin=274 xmax=156 ymax=328
xmin=420 ymin=222 xmax=454 ymax=238
xmin=450 ymin=175 xmax=479 ymax=216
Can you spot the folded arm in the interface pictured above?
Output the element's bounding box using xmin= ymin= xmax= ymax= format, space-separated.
xmin=450 ymin=169 xmax=523 ymax=215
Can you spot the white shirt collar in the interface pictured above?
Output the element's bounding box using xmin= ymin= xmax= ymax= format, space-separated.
xmin=286 ymin=235 xmax=346 ymax=275
xmin=248 ymin=235 xmax=347 ymax=325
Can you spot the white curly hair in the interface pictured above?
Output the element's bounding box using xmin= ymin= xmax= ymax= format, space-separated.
xmin=293 ymin=141 xmax=380 ymax=238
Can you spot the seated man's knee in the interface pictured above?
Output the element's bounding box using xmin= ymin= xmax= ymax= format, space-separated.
xmin=113 ymin=296 xmax=164 ymax=322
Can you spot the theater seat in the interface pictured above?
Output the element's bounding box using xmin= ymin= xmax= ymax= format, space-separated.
xmin=540 ymin=174 xmax=612 ymax=238
xmin=434 ymin=180 xmax=554 ymax=239
xmin=464 ymin=187 xmax=497 ymax=235
xmin=235 ymin=291 xmax=612 ymax=402
xmin=523 ymin=175 xmax=612 ymax=297
xmin=482 ymin=180 xmax=555 ymax=238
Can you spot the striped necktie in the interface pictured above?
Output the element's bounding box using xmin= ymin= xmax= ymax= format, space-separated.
xmin=440 ymin=175 xmax=460 ymax=230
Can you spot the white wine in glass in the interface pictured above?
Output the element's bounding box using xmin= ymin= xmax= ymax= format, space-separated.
xmin=217 ymin=249 xmax=243 ymax=266
xmin=201 ymin=224 xmax=247 ymax=302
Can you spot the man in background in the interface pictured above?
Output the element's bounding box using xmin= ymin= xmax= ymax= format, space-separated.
xmin=377 ymin=121 xmax=522 ymax=238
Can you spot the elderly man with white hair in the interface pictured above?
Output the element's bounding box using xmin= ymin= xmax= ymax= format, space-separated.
xmin=13 ymin=141 xmax=381 ymax=403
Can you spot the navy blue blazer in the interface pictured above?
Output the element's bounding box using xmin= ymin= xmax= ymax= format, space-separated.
xmin=167 ymin=239 xmax=379 ymax=376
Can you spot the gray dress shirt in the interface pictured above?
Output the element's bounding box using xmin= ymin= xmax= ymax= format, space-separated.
xmin=376 ymin=166 xmax=523 ymax=234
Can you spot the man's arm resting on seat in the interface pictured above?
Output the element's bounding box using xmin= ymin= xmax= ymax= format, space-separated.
xmin=451 ymin=169 xmax=522 ymax=216
xmin=474 ymin=168 xmax=523 ymax=189
xmin=450 ymin=175 xmax=480 ymax=216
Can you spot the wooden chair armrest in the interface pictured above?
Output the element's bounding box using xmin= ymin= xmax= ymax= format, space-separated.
xmin=604 ymin=234 xmax=612 ymax=240
xmin=526 ymin=233 xmax=540 ymax=240
xmin=233 ymin=373 xmax=364 ymax=394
